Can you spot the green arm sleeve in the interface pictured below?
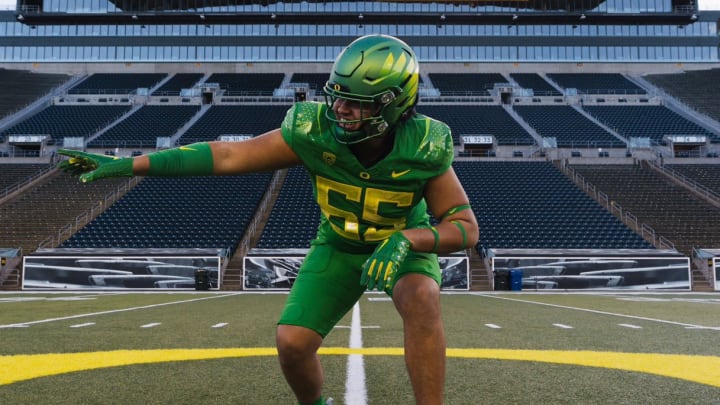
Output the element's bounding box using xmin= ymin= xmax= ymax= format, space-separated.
xmin=146 ymin=142 xmax=215 ymax=177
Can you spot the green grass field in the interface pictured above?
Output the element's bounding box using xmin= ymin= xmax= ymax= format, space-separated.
xmin=1 ymin=291 xmax=719 ymax=404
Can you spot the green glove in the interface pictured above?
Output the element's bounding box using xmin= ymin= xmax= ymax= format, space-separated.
xmin=361 ymin=232 xmax=411 ymax=292
xmin=57 ymin=149 xmax=133 ymax=183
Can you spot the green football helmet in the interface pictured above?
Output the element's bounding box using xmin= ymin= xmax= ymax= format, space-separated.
xmin=323 ymin=34 xmax=420 ymax=144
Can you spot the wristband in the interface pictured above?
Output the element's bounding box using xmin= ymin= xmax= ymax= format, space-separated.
xmin=147 ymin=142 xmax=214 ymax=177
xmin=430 ymin=226 xmax=440 ymax=253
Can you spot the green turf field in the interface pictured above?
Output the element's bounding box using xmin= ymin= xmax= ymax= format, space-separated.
xmin=0 ymin=291 xmax=718 ymax=404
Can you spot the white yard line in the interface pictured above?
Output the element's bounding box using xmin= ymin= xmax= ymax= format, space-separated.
xmin=70 ymin=322 xmax=95 ymax=328
xmin=485 ymin=323 xmax=502 ymax=329
xmin=0 ymin=293 xmax=237 ymax=329
xmin=553 ymin=323 xmax=574 ymax=329
xmin=345 ymin=302 xmax=368 ymax=405
xmin=481 ymin=294 xmax=720 ymax=330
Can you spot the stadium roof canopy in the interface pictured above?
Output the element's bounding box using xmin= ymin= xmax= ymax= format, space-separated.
xmin=14 ymin=0 xmax=699 ymax=26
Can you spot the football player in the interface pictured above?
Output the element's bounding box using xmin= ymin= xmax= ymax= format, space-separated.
xmin=59 ymin=34 xmax=479 ymax=405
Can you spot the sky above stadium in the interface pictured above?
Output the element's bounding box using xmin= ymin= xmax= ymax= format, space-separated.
xmin=0 ymin=0 xmax=718 ymax=11
xmin=699 ymin=0 xmax=720 ymax=10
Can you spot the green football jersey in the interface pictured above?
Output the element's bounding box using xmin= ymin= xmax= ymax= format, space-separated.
xmin=281 ymin=101 xmax=454 ymax=253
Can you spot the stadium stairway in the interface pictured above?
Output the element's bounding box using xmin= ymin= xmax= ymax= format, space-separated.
xmin=221 ymin=169 xmax=288 ymax=290
xmin=691 ymin=268 xmax=714 ymax=292
xmin=469 ymin=249 xmax=491 ymax=291
xmin=0 ymin=268 xmax=20 ymax=290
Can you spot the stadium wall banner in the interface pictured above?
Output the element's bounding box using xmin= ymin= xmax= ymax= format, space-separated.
xmin=23 ymin=249 xmax=222 ymax=290
xmin=488 ymin=248 xmax=691 ymax=291
xmin=243 ymin=249 xmax=469 ymax=290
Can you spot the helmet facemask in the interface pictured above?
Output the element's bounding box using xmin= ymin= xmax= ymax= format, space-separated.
xmin=323 ymin=85 xmax=399 ymax=145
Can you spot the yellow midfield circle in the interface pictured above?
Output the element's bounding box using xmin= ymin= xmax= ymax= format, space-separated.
xmin=0 ymin=348 xmax=718 ymax=387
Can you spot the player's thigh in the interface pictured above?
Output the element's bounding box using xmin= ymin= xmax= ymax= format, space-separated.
xmin=278 ymin=243 xmax=367 ymax=337
xmin=391 ymin=251 xmax=441 ymax=294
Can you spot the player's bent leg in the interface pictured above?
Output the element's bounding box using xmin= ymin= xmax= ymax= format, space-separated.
xmin=276 ymin=324 xmax=325 ymax=404
xmin=392 ymin=273 xmax=446 ymax=405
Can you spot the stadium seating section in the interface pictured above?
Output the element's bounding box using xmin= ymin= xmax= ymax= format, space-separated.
xmin=645 ymin=69 xmax=720 ymax=123
xmin=61 ymin=174 xmax=272 ymax=256
xmin=513 ymin=105 xmax=623 ymax=148
xmin=2 ymin=70 xmax=720 ymax=263
xmin=68 ymin=73 xmax=169 ymax=94
xmin=582 ymin=105 xmax=720 ymax=144
xmin=0 ymin=69 xmax=70 ymax=123
xmin=205 ymin=73 xmax=285 ymax=95
xmin=509 ymin=73 xmax=563 ymax=96
xmin=454 ymin=161 xmax=654 ymax=251
xmin=569 ymin=164 xmax=720 ymax=255
xmin=1 ymin=105 xmax=132 ymax=145
xmin=256 ymin=166 xmax=320 ymax=248
xmin=546 ymin=73 xmax=646 ymax=94
xmin=665 ymin=164 xmax=720 ymax=193
xmin=417 ymin=105 xmax=534 ymax=145
xmin=151 ymin=73 xmax=205 ymax=96
xmin=428 ymin=73 xmax=508 ymax=95
xmin=179 ymin=104 xmax=289 ymax=144
xmin=88 ymin=105 xmax=201 ymax=148
xmin=288 ymin=73 xmax=330 ymax=91
xmin=0 ymin=163 xmax=50 ymax=192
xmin=0 ymin=172 xmax=130 ymax=255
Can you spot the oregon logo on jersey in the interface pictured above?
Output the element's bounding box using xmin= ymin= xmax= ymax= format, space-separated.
xmin=323 ymin=152 xmax=336 ymax=166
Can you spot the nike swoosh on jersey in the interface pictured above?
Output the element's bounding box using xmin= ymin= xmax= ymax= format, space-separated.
xmin=391 ymin=169 xmax=411 ymax=178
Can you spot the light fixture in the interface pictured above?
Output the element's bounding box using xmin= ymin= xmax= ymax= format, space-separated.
xmin=579 ymin=14 xmax=586 ymax=20
xmin=690 ymin=14 xmax=697 ymax=20
xmin=199 ymin=14 xmax=205 ymax=20
xmin=131 ymin=14 xmax=138 ymax=20
xmin=16 ymin=14 xmax=23 ymax=21
xmin=512 ymin=14 xmax=518 ymax=21
xmin=440 ymin=14 xmax=446 ymax=21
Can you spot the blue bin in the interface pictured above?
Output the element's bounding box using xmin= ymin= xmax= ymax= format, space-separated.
xmin=509 ymin=269 xmax=523 ymax=291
